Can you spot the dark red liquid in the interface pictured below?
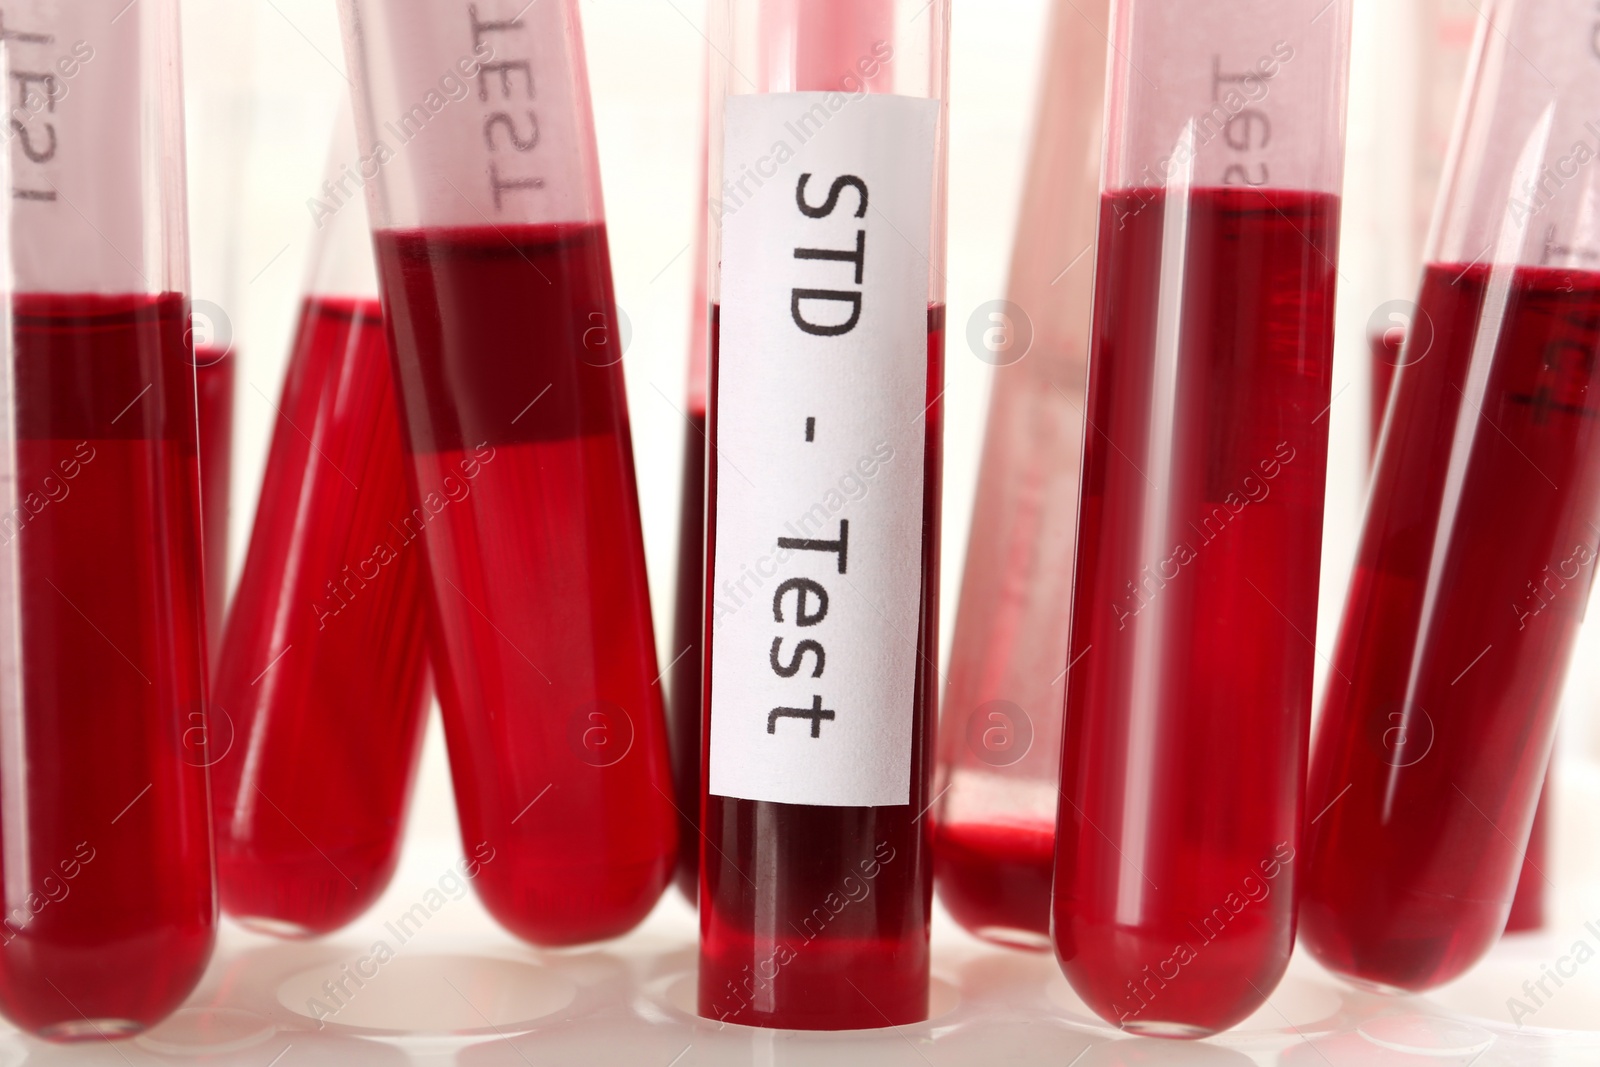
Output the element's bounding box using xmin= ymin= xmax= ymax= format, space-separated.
xmin=0 ymin=293 xmax=213 ymax=1038
xmin=1302 ymin=263 xmax=1600 ymax=992
xmin=1371 ymin=326 xmax=1551 ymax=939
xmin=668 ymin=408 xmax=706 ymax=902
xmin=1369 ymin=328 xmax=1402 ymax=461
xmin=933 ymin=819 xmax=1054 ymax=947
xmin=1505 ymin=771 xmax=1551 ymax=933
xmin=1375 ymin=326 xmax=1551 ymax=939
xmin=195 ymin=345 xmax=235 ymax=660
xmin=373 ymin=222 xmax=676 ymax=946
xmin=1054 ymin=187 xmax=1338 ymax=1036
xmin=211 ymin=298 xmax=431 ymax=937
xmin=697 ymin=306 xmax=943 ymax=1030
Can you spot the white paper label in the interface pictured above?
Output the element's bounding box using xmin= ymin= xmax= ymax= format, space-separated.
xmin=341 ymin=0 xmax=591 ymax=228
xmin=5 ymin=1 xmax=146 ymax=292
xmin=707 ymin=92 xmax=937 ymax=808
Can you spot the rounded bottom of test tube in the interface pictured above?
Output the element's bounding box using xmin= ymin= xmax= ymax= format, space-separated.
xmin=218 ymin=839 xmax=406 ymax=939
xmin=474 ymin=852 xmax=673 ymax=949
xmin=1299 ymin=939 xmax=1488 ymax=996
xmin=1054 ymin=922 xmax=1292 ymax=1038
xmin=1298 ymin=889 xmax=1507 ymax=996
xmin=933 ymin=819 xmax=1055 ymax=952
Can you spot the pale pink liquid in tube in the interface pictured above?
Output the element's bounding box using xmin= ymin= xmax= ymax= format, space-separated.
xmin=933 ymin=0 xmax=1109 ymax=951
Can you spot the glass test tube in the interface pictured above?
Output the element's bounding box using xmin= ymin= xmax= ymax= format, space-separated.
xmin=1418 ymin=3 xmax=1555 ymax=941
xmin=931 ymin=0 xmax=1109 ymax=951
xmin=1390 ymin=0 xmax=1554 ymax=938
xmin=1052 ymin=0 xmax=1351 ymax=1036
xmin=0 ymin=0 xmax=214 ymax=1038
xmin=1302 ymin=0 xmax=1600 ymax=993
xmin=194 ymin=341 xmax=234 ymax=658
xmin=666 ymin=51 xmax=712 ymax=904
xmin=210 ymin=114 xmax=431 ymax=938
xmin=1361 ymin=0 xmax=1554 ymax=936
xmin=336 ymin=0 xmax=677 ymax=945
xmin=179 ymin=0 xmax=253 ymax=660
xmin=699 ymin=0 xmax=948 ymax=1030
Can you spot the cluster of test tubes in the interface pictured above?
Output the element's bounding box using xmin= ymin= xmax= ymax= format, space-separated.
xmin=0 ymin=0 xmax=1595 ymax=1047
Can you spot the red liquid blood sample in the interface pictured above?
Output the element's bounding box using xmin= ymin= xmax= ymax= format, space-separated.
xmin=211 ymin=297 xmax=431 ymax=937
xmin=697 ymin=306 xmax=944 ymax=1030
xmin=0 ymin=293 xmax=213 ymax=1038
xmin=1054 ymin=187 xmax=1338 ymax=1036
xmin=373 ymin=222 xmax=676 ymax=946
xmin=1504 ymin=772 xmax=1551 ymax=934
xmin=195 ymin=344 xmax=235 ymax=658
xmin=1303 ymin=263 xmax=1600 ymax=990
xmin=668 ymin=407 xmax=706 ymax=902
xmin=1370 ymin=328 xmax=1552 ymax=938
xmin=933 ymin=819 xmax=1055 ymax=947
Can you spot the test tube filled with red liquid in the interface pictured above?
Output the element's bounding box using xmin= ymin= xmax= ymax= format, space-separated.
xmin=336 ymin=0 xmax=677 ymax=945
xmin=194 ymin=346 xmax=234 ymax=655
xmin=1359 ymin=1 xmax=1554 ymax=933
xmin=932 ymin=0 xmax=1108 ymax=951
xmin=699 ymin=0 xmax=948 ymax=1029
xmin=1302 ymin=0 xmax=1600 ymax=992
xmin=1052 ymin=0 xmax=1351 ymax=1036
xmin=666 ymin=60 xmax=712 ymax=904
xmin=210 ymin=116 xmax=431 ymax=938
xmin=1504 ymin=767 xmax=1551 ymax=933
xmin=0 ymin=0 xmax=214 ymax=1038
